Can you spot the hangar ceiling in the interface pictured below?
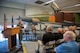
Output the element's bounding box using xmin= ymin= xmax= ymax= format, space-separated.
xmin=2 ymin=0 xmax=80 ymax=12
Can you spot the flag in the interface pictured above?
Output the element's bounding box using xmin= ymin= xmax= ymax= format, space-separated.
xmin=18 ymin=16 xmax=22 ymax=24
xmin=11 ymin=16 xmax=14 ymax=27
xmin=4 ymin=14 xmax=7 ymax=30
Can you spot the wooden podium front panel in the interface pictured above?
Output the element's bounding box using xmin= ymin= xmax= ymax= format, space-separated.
xmin=8 ymin=35 xmax=16 ymax=50
xmin=11 ymin=35 xmax=16 ymax=48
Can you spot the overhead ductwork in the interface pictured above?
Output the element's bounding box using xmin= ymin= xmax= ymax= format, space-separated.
xmin=62 ymin=4 xmax=80 ymax=9
xmin=42 ymin=0 xmax=61 ymax=13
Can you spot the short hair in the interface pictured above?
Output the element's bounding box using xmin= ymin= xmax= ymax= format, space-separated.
xmin=57 ymin=28 xmax=63 ymax=32
xmin=46 ymin=26 xmax=53 ymax=32
xmin=69 ymin=26 xmax=73 ymax=30
xmin=63 ymin=27 xmax=69 ymax=33
xmin=72 ymin=25 xmax=77 ymax=30
xmin=63 ymin=31 xmax=76 ymax=40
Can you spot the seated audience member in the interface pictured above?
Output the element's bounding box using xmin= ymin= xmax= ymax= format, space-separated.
xmin=63 ymin=27 xmax=69 ymax=34
xmin=72 ymin=25 xmax=79 ymax=36
xmin=57 ymin=28 xmax=64 ymax=34
xmin=54 ymin=28 xmax=63 ymax=41
xmin=69 ymin=26 xmax=73 ymax=31
xmin=54 ymin=28 xmax=64 ymax=46
xmin=72 ymin=25 xmax=80 ymax=41
xmin=42 ymin=26 xmax=55 ymax=45
xmin=54 ymin=31 xmax=79 ymax=53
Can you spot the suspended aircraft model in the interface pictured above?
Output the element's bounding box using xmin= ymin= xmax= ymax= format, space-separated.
xmin=16 ymin=0 xmax=61 ymax=24
xmin=17 ymin=14 xmax=56 ymax=24
xmin=17 ymin=0 xmax=80 ymax=26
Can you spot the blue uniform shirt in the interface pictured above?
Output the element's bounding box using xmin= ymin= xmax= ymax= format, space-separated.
xmin=56 ymin=40 xmax=79 ymax=53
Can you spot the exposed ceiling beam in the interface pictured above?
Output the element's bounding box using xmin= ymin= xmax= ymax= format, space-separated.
xmin=62 ymin=4 xmax=80 ymax=9
xmin=42 ymin=0 xmax=55 ymax=5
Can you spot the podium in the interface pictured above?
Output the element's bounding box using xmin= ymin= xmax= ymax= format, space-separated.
xmin=3 ymin=27 xmax=20 ymax=50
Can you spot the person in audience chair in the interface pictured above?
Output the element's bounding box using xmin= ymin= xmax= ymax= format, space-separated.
xmin=63 ymin=27 xmax=69 ymax=34
xmin=39 ymin=26 xmax=55 ymax=53
xmin=42 ymin=26 xmax=55 ymax=45
xmin=69 ymin=26 xmax=73 ymax=31
xmin=72 ymin=25 xmax=79 ymax=36
xmin=55 ymin=28 xmax=63 ymax=41
xmin=54 ymin=31 xmax=79 ymax=53
xmin=54 ymin=28 xmax=64 ymax=46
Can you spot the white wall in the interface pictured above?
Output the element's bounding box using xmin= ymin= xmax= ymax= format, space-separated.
xmin=0 ymin=0 xmax=26 ymax=9
xmin=25 ymin=4 xmax=54 ymax=16
xmin=0 ymin=7 xmax=25 ymax=25
xmin=0 ymin=0 xmax=26 ymax=25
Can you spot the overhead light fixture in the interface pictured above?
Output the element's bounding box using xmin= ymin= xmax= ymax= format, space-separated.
xmin=43 ymin=0 xmax=55 ymax=5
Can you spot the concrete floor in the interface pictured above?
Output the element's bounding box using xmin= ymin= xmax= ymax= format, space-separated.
xmin=0 ymin=30 xmax=43 ymax=53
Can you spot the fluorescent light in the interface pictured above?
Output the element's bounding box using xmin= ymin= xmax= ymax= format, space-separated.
xmin=43 ymin=0 xmax=55 ymax=4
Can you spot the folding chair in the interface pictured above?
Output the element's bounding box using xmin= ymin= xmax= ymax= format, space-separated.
xmin=37 ymin=40 xmax=55 ymax=53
